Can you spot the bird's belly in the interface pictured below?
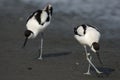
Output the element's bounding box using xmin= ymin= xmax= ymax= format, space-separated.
xmin=85 ymin=32 xmax=100 ymax=46
xmin=26 ymin=19 xmax=50 ymax=38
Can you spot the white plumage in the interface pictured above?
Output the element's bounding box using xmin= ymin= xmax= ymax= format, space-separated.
xmin=23 ymin=4 xmax=53 ymax=60
xmin=74 ymin=24 xmax=103 ymax=75
xmin=26 ymin=9 xmax=51 ymax=38
xmin=74 ymin=25 xmax=100 ymax=52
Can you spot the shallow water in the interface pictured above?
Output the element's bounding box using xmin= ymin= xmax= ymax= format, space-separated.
xmin=0 ymin=1 xmax=120 ymax=80
xmin=1 ymin=0 xmax=120 ymax=39
xmin=21 ymin=0 xmax=120 ymax=27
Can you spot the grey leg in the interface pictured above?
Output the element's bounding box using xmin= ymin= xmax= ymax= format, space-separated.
xmin=83 ymin=46 xmax=91 ymax=75
xmin=83 ymin=46 xmax=102 ymax=74
xmin=84 ymin=53 xmax=92 ymax=75
xmin=38 ymin=32 xmax=44 ymax=60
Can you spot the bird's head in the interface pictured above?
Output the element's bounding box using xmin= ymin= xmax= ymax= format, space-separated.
xmin=22 ymin=30 xmax=33 ymax=48
xmin=44 ymin=4 xmax=53 ymax=16
xmin=74 ymin=25 xmax=81 ymax=36
xmin=91 ymin=42 xmax=100 ymax=53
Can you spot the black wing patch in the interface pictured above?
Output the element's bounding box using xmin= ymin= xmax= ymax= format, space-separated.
xmin=27 ymin=12 xmax=35 ymax=22
xmin=87 ymin=24 xmax=99 ymax=31
xmin=35 ymin=10 xmax=50 ymax=25
xmin=81 ymin=24 xmax=87 ymax=34
xmin=46 ymin=16 xmax=50 ymax=22
xmin=27 ymin=9 xmax=50 ymax=25
xmin=27 ymin=10 xmax=42 ymax=24
xmin=35 ymin=10 xmax=42 ymax=24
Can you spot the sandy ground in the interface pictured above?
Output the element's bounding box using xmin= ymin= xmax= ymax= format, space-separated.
xmin=0 ymin=2 xmax=120 ymax=80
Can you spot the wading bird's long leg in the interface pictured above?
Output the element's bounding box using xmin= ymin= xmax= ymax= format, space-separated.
xmin=38 ymin=32 xmax=44 ymax=60
xmin=84 ymin=54 xmax=92 ymax=75
xmin=84 ymin=46 xmax=91 ymax=75
xmin=84 ymin=46 xmax=102 ymax=74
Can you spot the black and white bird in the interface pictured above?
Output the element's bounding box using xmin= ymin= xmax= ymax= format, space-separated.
xmin=74 ymin=24 xmax=103 ymax=75
xmin=22 ymin=4 xmax=53 ymax=60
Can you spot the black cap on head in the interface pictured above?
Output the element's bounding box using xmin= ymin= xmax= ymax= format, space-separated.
xmin=74 ymin=26 xmax=82 ymax=36
xmin=92 ymin=42 xmax=100 ymax=51
xmin=24 ymin=30 xmax=32 ymax=37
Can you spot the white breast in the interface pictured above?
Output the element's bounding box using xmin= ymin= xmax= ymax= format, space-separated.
xmin=74 ymin=27 xmax=100 ymax=47
xmin=26 ymin=17 xmax=40 ymax=38
xmin=26 ymin=17 xmax=50 ymax=38
xmin=85 ymin=27 xmax=100 ymax=46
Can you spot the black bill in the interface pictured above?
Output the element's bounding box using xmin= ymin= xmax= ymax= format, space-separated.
xmin=96 ymin=52 xmax=103 ymax=66
xmin=22 ymin=37 xmax=28 ymax=48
